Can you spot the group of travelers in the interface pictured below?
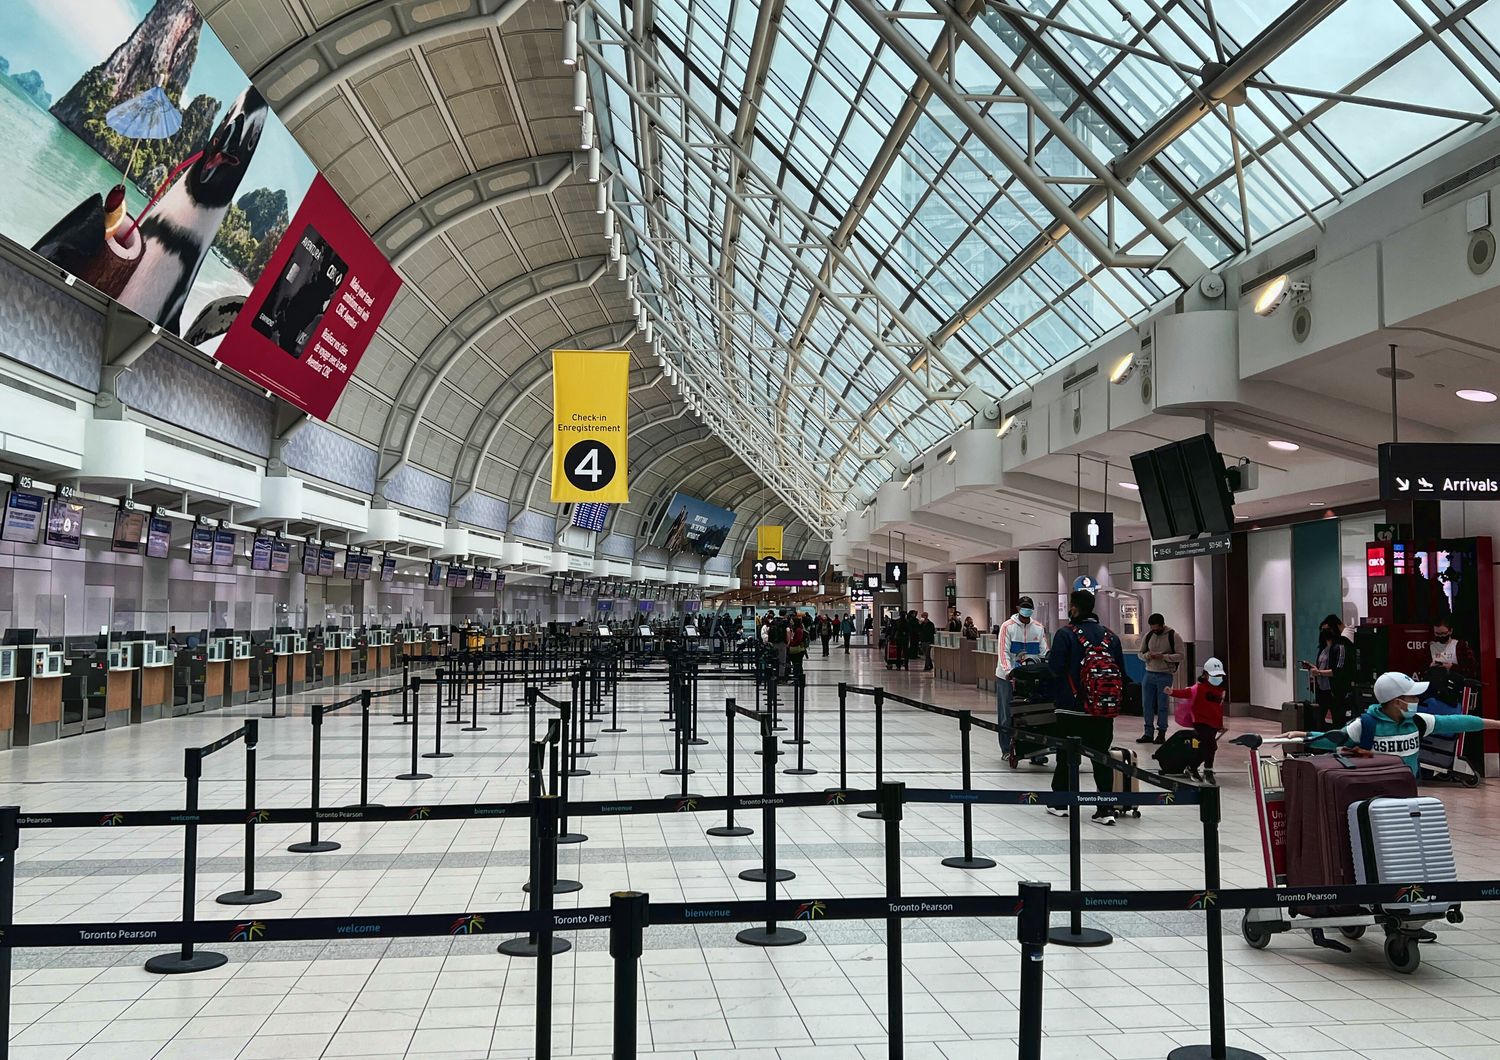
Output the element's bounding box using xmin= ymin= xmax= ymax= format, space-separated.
xmin=882 ymin=610 xmax=939 ymax=670
xmin=758 ymin=609 xmax=856 ymax=680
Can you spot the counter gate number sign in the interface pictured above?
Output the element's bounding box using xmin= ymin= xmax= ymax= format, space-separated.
xmin=563 ymin=439 xmax=618 ymax=493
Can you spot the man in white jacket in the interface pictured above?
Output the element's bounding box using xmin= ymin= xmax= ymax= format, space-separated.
xmin=996 ymin=596 xmax=1048 ymax=763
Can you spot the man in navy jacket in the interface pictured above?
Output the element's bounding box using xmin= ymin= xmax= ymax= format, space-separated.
xmin=1047 ymin=589 xmax=1129 ymax=825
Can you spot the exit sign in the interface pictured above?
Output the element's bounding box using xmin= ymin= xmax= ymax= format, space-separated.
xmin=1132 ymin=563 xmax=1153 ymax=583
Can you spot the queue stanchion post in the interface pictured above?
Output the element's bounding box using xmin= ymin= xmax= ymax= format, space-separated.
xmin=463 ymin=655 xmax=486 ymax=732
xmin=349 ymin=689 xmax=383 ymax=810
xmin=784 ymin=673 xmax=816 ymax=776
xmin=0 ymin=805 xmax=16 ymax=1043
xmin=288 ymin=705 xmax=340 ymax=853
xmin=1016 ymin=880 xmax=1051 ymax=1060
xmin=533 ymin=794 xmax=561 ymax=1060
xmin=687 ymin=660 xmax=705 ymax=746
xmin=1168 ymin=785 xmax=1266 ymax=1060
xmin=603 ymin=660 xmax=624 ymax=733
xmin=570 ymin=674 xmax=596 ymax=763
xmin=880 ymin=781 xmax=904 ymax=1057
xmin=501 ymin=745 xmax=571 ymax=955
xmin=216 ymin=719 xmax=280 ymax=905
xmin=830 ymin=681 xmax=849 ymax=791
xmin=397 ymin=675 xmax=432 ymax=781
xmin=857 ymin=688 xmax=886 ymax=820
xmin=735 ymin=711 xmax=804 ymax=947
xmin=1047 ymin=735 xmax=1112 ymax=947
xmin=707 ymin=698 xmax=752 ymax=837
xmin=609 ymin=890 xmax=649 ymax=1060
xmin=940 ymin=710 xmax=995 ymax=870
xmin=447 ymin=658 xmax=463 ymax=726
xmin=423 ymin=668 xmax=453 ymax=760
xmin=737 ymin=712 xmax=795 ymax=886
xmin=394 ymin=656 xmax=412 ymax=725
xmin=146 ymin=747 xmax=228 ymax=973
xmin=269 ymin=652 xmax=279 ymax=719
xmin=556 ymin=700 xmax=588 ymax=848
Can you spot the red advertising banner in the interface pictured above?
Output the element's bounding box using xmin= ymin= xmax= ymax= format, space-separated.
xmin=214 ymin=175 xmax=400 ymax=419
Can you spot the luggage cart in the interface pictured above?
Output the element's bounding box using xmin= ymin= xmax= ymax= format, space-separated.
xmin=1235 ymin=734 xmax=1460 ymax=973
xmin=1419 ymin=680 xmax=1481 ymax=787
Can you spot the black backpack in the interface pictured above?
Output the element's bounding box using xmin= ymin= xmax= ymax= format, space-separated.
xmin=769 ymin=620 xmax=788 ymax=645
xmin=1154 ymin=729 xmax=1205 ymax=773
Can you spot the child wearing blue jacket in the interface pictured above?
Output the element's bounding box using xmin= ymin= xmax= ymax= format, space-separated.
xmin=1286 ymin=672 xmax=1500 ymax=778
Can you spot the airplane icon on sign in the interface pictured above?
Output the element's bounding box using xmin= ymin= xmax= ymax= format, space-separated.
xmin=1418 ymin=477 xmax=1435 ymax=491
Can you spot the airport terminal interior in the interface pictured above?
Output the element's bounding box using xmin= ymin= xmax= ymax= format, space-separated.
xmin=6 ymin=0 xmax=1500 ymax=1058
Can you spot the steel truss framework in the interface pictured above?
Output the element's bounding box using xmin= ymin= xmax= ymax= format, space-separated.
xmin=585 ymin=0 xmax=1500 ymax=533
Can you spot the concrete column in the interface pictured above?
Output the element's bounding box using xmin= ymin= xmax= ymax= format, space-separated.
xmin=956 ymin=563 xmax=990 ymax=630
xmin=921 ymin=571 xmax=950 ymax=621
xmin=1151 ymin=557 xmax=1196 ymax=663
xmin=1019 ymin=547 xmax=1060 ymax=629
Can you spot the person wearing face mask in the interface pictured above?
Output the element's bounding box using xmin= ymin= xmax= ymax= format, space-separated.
xmin=1285 ymin=672 xmax=1500 ymax=778
xmin=1300 ymin=615 xmax=1354 ymax=729
xmin=1167 ymin=658 xmax=1227 ymax=784
xmin=1136 ymin=612 xmax=1182 ymax=745
xmin=996 ymin=596 xmax=1048 ymax=764
xmin=1426 ymin=618 xmax=1477 ymax=710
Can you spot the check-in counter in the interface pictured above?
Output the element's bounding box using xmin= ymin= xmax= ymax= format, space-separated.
xmin=366 ymin=629 xmax=392 ymax=675
xmin=975 ymin=634 xmax=999 ymax=694
xmin=229 ymin=637 xmax=251 ymax=705
xmin=203 ymin=637 xmax=231 ymax=708
xmin=133 ymin=640 xmax=172 ymax=724
xmin=325 ymin=629 xmax=356 ymax=684
xmin=20 ymin=645 xmax=67 ymax=745
xmin=932 ymin=631 xmax=977 ymax=684
xmin=105 ymin=645 xmax=135 ymax=729
xmin=0 ymin=646 xmax=19 ymax=750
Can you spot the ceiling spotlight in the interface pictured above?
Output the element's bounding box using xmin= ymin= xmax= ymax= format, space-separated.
xmin=603 ymin=209 xmax=614 ymax=240
xmin=572 ymin=68 xmax=588 ymax=111
xmin=1457 ymin=388 xmax=1497 ymax=403
xmin=562 ymin=17 xmax=578 ymax=67
xmin=629 ymin=296 xmax=639 ymax=315
xmin=609 ymin=231 xmax=621 ymax=262
xmin=945 ymin=449 xmax=957 ymax=464
xmin=643 ymin=320 xmax=653 ymax=344
xmin=996 ymin=413 xmax=1020 ymax=438
xmin=1267 ymin=439 xmax=1300 ymax=452
xmin=615 ymin=254 xmax=627 ymax=281
xmin=902 ymin=473 xmax=913 ymax=490
xmin=580 ymin=111 xmax=594 ymax=150
xmin=587 ymin=145 xmax=601 ymax=183
xmin=1253 ymin=275 xmax=1289 ymax=315
xmin=1118 ymin=481 xmax=1139 ymax=491
xmin=1108 ymin=351 xmax=1136 ymax=384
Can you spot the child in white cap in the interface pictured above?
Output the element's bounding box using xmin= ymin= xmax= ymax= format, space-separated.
xmin=1168 ymin=658 xmax=1228 ymax=784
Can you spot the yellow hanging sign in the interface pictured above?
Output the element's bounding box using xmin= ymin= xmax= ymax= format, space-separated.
xmin=551 ymin=349 xmax=630 ymax=504
xmin=756 ymin=525 xmax=784 ymax=560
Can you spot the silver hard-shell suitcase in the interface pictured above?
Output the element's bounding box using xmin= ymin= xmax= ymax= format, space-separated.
xmin=1347 ymin=796 xmax=1457 ymax=917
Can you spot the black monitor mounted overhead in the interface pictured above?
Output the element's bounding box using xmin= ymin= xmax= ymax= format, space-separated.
xmin=1129 ymin=434 xmax=1236 ymax=540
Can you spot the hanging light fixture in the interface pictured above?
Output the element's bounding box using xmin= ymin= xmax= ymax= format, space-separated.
xmin=644 ymin=320 xmax=654 ymax=344
xmin=615 ymin=254 xmax=626 ymax=282
xmin=580 ymin=111 xmax=594 ymax=150
xmin=562 ymin=16 xmax=578 ymax=67
xmin=586 ymin=146 xmax=601 ymax=183
xmin=609 ymin=232 xmax=620 ymax=261
xmin=603 ymin=208 xmax=614 ymax=240
xmin=594 ymin=176 xmax=608 ymax=212
xmin=572 ymin=67 xmax=588 ymax=112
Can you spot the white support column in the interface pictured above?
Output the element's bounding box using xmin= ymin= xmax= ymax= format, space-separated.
xmin=956 ymin=563 xmax=990 ymax=631
xmin=1151 ymin=557 xmax=1196 ymax=665
xmin=1019 ymin=548 xmax=1060 ymax=630
xmin=921 ymin=571 xmax=950 ymax=621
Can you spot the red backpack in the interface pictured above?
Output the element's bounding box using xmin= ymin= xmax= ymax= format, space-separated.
xmin=1071 ymin=625 xmax=1124 ymax=717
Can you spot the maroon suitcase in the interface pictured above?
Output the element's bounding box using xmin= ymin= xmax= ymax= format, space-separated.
xmin=1284 ymin=753 xmax=1416 ymax=910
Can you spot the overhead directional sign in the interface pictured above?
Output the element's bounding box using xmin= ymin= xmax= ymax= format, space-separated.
xmin=551 ymin=348 xmax=630 ymax=503
xmin=1152 ymin=534 xmax=1233 ymax=561
xmin=752 ymin=557 xmax=820 ymax=588
xmin=1379 ymin=443 xmax=1500 ymax=501
xmin=1070 ymin=511 xmax=1114 ymax=554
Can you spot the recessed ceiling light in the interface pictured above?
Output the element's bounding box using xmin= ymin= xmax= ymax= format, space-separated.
xmin=1456 ymin=389 xmax=1497 ymax=403
xmin=1308 ymin=501 xmax=1326 ymax=506
xmin=1267 ymin=439 xmax=1300 ymax=452
xmin=1118 ymin=481 xmax=1139 ymax=491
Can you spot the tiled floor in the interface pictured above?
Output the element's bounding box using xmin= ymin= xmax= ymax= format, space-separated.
xmin=5 ymin=647 xmax=1500 ymax=1058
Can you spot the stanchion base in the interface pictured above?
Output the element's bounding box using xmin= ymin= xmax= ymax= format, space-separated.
xmin=739 ymin=867 xmax=795 ymax=883
xmin=1048 ymin=925 xmax=1113 ymax=947
xmin=579 ymin=737 xmax=597 ymax=744
xmin=461 ymin=725 xmax=487 ymax=732
xmin=422 ymin=752 xmax=454 ymax=760
xmin=288 ymin=840 xmax=341 ymax=853
xmin=1167 ymin=1047 xmax=1267 ymax=1060
xmin=784 ymin=738 xmax=809 ymax=746
xmin=601 ymin=727 xmax=627 ymax=733
xmin=687 ymin=738 xmax=709 ymax=746
xmin=735 ymin=926 xmax=806 ymax=947
xmin=857 ymin=809 xmax=884 ymax=820
xmin=557 ymin=832 xmax=588 ymax=844
xmin=784 ymin=767 xmax=819 ymax=776
xmin=145 ymin=950 xmax=229 ymax=975
xmin=396 ymin=771 xmax=433 ymax=781
xmin=660 ymin=767 xmax=695 ymax=776
xmin=523 ymin=878 xmax=583 ymax=894
xmin=391 ymin=719 xmax=412 ymax=726
xmin=566 ymin=768 xmax=591 ymax=777
xmin=574 ymin=750 xmax=598 ymax=759
xmin=497 ymin=936 xmax=571 ymax=957
xmin=940 ymin=855 xmax=997 ymax=870
xmin=215 ymin=888 xmax=282 ymax=906
xmin=344 ymin=802 xmax=385 ymax=810
xmin=706 ymin=825 xmax=753 ymax=837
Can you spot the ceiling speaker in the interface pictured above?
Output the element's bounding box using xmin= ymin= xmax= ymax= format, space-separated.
xmin=1468 ymin=230 xmax=1495 ymax=275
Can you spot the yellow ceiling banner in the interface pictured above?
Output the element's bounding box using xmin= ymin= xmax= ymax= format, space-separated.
xmin=756 ymin=525 xmax=784 ymax=560
xmin=551 ymin=349 xmax=630 ymax=504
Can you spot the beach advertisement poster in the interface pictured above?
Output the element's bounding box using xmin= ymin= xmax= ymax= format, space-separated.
xmin=0 ymin=0 xmax=399 ymax=419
